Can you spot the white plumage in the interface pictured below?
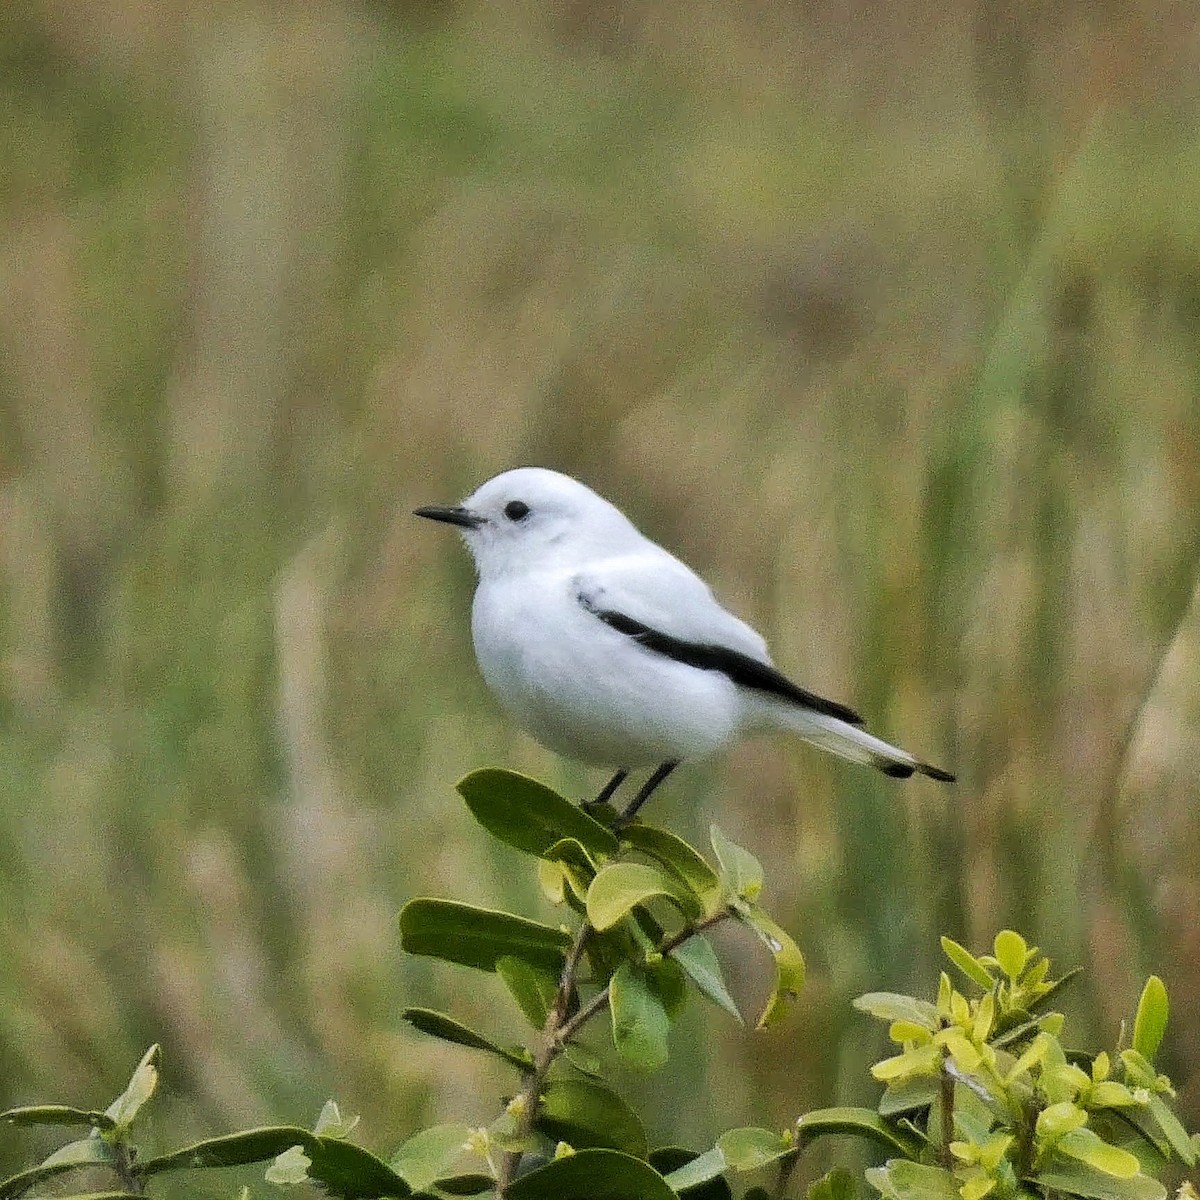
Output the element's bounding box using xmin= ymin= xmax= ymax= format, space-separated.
xmin=415 ymin=467 xmax=954 ymax=785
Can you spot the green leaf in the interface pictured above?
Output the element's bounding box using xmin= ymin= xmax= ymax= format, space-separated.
xmin=739 ymin=906 xmax=805 ymax=1027
xmin=618 ymin=825 xmax=724 ymax=916
xmin=144 ymin=1128 xmax=413 ymax=1198
xmin=103 ymin=1044 xmax=160 ymax=1131
xmin=265 ymin=1144 xmax=312 ymax=1184
xmin=797 ymin=1107 xmax=923 ymax=1157
xmin=314 ymin=1100 xmax=360 ymax=1139
xmin=1146 ymin=1093 xmax=1196 ymax=1166
xmin=140 ymin=1126 xmax=319 ymax=1173
xmin=586 ymin=862 xmax=701 ymax=930
xmin=809 ymin=1168 xmax=859 ymax=1200
xmin=872 ymin=1042 xmax=942 ymax=1083
xmin=389 ymin=1123 xmax=472 ymax=1190
xmin=0 ymin=1104 xmax=115 ymax=1131
xmin=506 ymin=1148 xmax=674 ymax=1200
xmin=398 ymin=899 xmax=571 ymax=973
xmin=535 ymin=1080 xmax=648 ymax=1158
xmin=425 ymin=1173 xmax=494 ymax=1195
xmin=0 ymin=1136 xmax=114 ymax=1200
xmin=402 ymin=1007 xmax=533 ymax=1072
xmin=854 ymin=993 xmax=941 ymax=1030
xmin=304 ymin=1138 xmax=416 ymax=1198
xmin=1029 ymin=967 xmax=1083 ymax=1014
xmin=878 ymin=1076 xmax=940 ymax=1117
xmin=1057 ymin=1130 xmax=1141 ymax=1178
xmin=652 ymin=1147 xmax=733 ymax=1197
xmin=709 ymin=826 xmax=763 ymax=902
xmin=994 ymin=931 xmax=1028 ymax=979
xmin=495 ymin=956 xmax=560 ymax=1030
xmin=940 ymin=938 xmax=996 ymax=990
xmin=1037 ymin=1102 xmax=1088 ymax=1140
xmin=867 ymin=1160 xmax=960 ymax=1200
xmin=543 ymin=838 xmax=599 ymax=901
xmin=1033 ymin=1163 xmax=1166 ymax=1200
xmin=610 ymin=961 xmax=671 ymax=1070
xmin=671 ymin=935 xmax=742 ymax=1023
xmin=457 ymin=768 xmax=618 ymax=858
xmin=1131 ymin=977 xmax=1168 ymax=1063
xmin=716 ymin=1126 xmax=790 ymax=1170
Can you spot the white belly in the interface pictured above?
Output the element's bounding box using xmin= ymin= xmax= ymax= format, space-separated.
xmin=471 ymin=577 xmax=743 ymax=768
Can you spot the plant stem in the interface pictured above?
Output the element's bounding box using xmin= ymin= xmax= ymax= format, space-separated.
xmin=112 ymin=1140 xmax=146 ymax=1194
xmin=939 ymin=1051 xmax=955 ymax=1169
xmin=493 ymin=909 xmax=732 ymax=1194
xmin=495 ymin=920 xmax=594 ymax=1193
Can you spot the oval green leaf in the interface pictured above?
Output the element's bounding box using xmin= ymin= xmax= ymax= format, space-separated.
xmin=104 ymin=1044 xmax=160 ymax=1131
xmin=671 ymin=935 xmax=742 ymax=1024
xmin=716 ymin=1126 xmax=790 ymax=1170
xmin=535 ymin=1080 xmax=648 ymax=1158
xmin=610 ymin=961 xmax=671 ymax=1070
xmin=543 ymin=838 xmax=599 ymax=902
xmin=870 ymin=1161 xmax=960 ymax=1200
xmin=506 ymin=1148 xmax=673 ymax=1200
xmin=389 ymin=1123 xmax=472 ymax=1190
xmin=457 ymin=769 xmax=618 ymax=858
xmin=1033 ymin=1163 xmax=1166 ymax=1200
xmin=940 ymin=938 xmax=996 ymax=990
xmin=425 ymin=1173 xmax=494 ymax=1195
xmin=809 ymin=1167 xmax=860 ymax=1200
xmin=265 ymin=1144 xmax=311 ymax=1184
xmin=154 ymin=1132 xmax=415 ymax=1198
xmin=140 ymin=1127 xmax=322 ymax=1174
xmin=306 ymin=1137 xmax=415 ymax=1198
xmin=854 ymin=993 xmax=941 ymax=1030
xmin=709 ymin=826 xmax=763 ymax=902
xmin=399 ymin=899 xmax=571 ymax=973
xmin=993 ymin=931 xmax=1029 ymax=980
xmin=0 ymin=1105 xmax=115 ymax=1131
xmin=1131 ymin=976 xmax=1168 ymax=1063
xmin=652 ymin=1147 xmax=733 ymax=1197
xmin=738 ymin=906 xmax=805 ymax=1028
xmin=1147 ymin=1093 xmax=1196 ymax=1166
xmin=797 ymin=1107 xmax=923 ymax=1158
xmin=402 ymin=1008 xmax=534 ymax=1072
xmin=618 ymin=825 xmax=724 ymax=915
xmin=0 ymin=1136 xmax=114 ymax=1200
xmin=1057 ymin=1130 xmax=1140 ymax=1178
xmin=495 ymin=956 xmax=560 ymax=1030
xmin=586 ymin=862 xmax=700 ymax=931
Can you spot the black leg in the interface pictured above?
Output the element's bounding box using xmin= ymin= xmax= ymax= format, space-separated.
xmin=590 ymin=769 xmax=628 ymax=808
xmin=615 ymin=761 xmax=678 ymax=828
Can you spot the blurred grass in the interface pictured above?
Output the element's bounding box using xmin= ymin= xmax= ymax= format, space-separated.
xmin=3 ymin=0 xmax=1200 ymax=1190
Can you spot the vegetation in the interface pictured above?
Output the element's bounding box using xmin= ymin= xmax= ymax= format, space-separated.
xmin=2 ymin=0 xmax=1199 ymax=1192
xmin=2 ymin=771 xmax=1194 ymax=1198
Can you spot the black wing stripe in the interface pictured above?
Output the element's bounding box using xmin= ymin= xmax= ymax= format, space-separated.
xmin=578 ymin=595 xmax=864 ymax=726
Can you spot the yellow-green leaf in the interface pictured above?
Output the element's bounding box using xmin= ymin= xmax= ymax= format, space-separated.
xmin=1131 ymin=976 xmax=1168 ymax=1063
xmin=1057 ymin=1129 xmax=1140 ymax=1178
xmin=585 ymin=862 xmax=700 ymax=931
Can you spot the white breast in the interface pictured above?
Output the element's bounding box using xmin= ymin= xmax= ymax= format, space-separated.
xmin=470 ymin=570 xmax=744 ymax=768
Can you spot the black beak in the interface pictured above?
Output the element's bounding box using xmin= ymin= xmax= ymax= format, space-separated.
xmin=413 ymin=505 xmax=484 ymax=529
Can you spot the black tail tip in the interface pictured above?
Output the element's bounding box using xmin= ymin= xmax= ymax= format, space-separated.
xmin=874 ymin=757 xmax=956 ymax=783
xmin=917 ymin=761 xmax=956 ymax=783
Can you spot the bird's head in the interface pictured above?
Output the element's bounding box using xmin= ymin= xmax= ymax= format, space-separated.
xmin=415 ymin=467 xmax=640 ymax=579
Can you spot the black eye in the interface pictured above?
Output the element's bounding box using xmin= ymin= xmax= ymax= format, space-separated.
xmin=504 ymin=500 xmax=530 ymax=521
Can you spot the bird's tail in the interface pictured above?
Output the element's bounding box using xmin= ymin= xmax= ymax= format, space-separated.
xmin=761 ymin=702 xmax=955 ymax=782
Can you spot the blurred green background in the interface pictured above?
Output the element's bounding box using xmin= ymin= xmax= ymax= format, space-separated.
xmin=2 ymin=0 xmax=1200 ymax=1191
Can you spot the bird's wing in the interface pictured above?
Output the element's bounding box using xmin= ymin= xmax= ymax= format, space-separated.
xmin=573 ymin=552 xmax=864 ymax=725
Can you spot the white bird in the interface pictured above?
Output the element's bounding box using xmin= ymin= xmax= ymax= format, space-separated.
xmin=415 ymin=468 xmax=953 ymax=817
